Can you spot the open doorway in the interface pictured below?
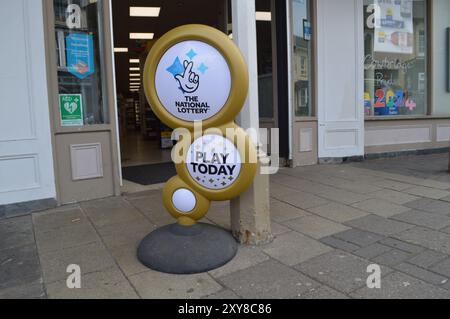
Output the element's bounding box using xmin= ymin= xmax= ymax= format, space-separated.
xmin=111 ymin=0 xmax=228 ymax=186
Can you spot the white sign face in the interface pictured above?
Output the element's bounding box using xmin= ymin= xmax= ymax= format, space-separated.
xmin=155 ymin=40 xmax=232 ymax=122
xmin=186 ymin=135 xmax=241 ymax=190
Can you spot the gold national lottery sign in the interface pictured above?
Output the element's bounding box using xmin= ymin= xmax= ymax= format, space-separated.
xmin=143 ymin=25 xmax=258 ymax=226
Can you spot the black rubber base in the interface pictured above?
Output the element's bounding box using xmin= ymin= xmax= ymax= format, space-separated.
xmin=137 ymin=223 xmax=238 ymax=274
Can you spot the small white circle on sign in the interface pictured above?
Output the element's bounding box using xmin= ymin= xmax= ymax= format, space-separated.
xmin=186 ymin=135 xmax=241 ymax=190
xmin=172 ymin=188 xmax=197 ymax=213
xmin=155 ymin=40 xmax=231 ymax=122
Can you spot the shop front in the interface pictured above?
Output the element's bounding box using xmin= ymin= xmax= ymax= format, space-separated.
xmin=1 ymin=0 xmax=450 ymax=209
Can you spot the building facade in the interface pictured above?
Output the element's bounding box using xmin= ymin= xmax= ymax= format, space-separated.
xmin=1 ymin=0 xmax=450 ymax=209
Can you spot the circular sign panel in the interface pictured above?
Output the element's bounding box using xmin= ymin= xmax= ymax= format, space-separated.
xmin=155 ymin=40 xmax=232 ymax=122
xmin=186 ymin=135 xmax=241 ymax=190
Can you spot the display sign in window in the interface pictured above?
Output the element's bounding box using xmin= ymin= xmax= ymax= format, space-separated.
xmin=363 ymin=0 xmax=427 ymax=117
xmin=53 ymin=0 xmax=109 ymax=126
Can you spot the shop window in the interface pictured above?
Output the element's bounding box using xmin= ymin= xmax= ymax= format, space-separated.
xmin=291 ymin=0 xmax=313 ymax=117
xmin=363 ymin=0 xmax=428 ymax=117
xmin=53 ymin=0 xmax=109 ymax=126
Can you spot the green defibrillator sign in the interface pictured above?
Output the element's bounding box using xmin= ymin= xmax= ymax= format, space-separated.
xmin=59 ymin=94 xmax=83 ymax=126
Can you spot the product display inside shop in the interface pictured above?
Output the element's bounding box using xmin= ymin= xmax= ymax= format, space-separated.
xmin=363 ymin=0 xmax=427 ymax=116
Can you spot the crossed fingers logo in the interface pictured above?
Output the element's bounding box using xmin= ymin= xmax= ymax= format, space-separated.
xmin=176 ymin=60 xmax=200 ymax=94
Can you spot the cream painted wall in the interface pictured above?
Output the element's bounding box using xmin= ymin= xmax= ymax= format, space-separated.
xmin=432 ymin=0 xmax=450 ymax=115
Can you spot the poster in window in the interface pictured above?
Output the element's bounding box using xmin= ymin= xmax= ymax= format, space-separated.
xmin=66 ymin=33 xmax=95 ymax=79
xmin=374 ymin=0 xmax=414 ymax=54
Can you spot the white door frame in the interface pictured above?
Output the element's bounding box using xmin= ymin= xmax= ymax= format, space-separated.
xmin=317 ymin=0 xmax=365 ymax=159
xmin=0 ymin=0 xmax=56 ymax=205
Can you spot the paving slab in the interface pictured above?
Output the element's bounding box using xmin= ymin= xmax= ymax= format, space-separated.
xmin=320 ymin=237 xmax=361 ymax=253
xmin=351 ymin=272 xmax=450 ymax=299
xmin=407 ymin=250 xmax=448 ymax=269
xmin=46 ymin=267 xmax=138 ymax=299
xmin=283 ymin=215 xmax=350 ymax=239
xmin=129 ymin=270 xmax=222 ymax=299
xmin=262 ymin=231 xmax=332 ymax=266
xmin=333 ymin=181 xmax=383 ymax=195
xmin=379 ymin=237 xmax=425 ymax=254
xmin=353 ymin=243 xmax=393 ymax=259
xmin=373 ymin=249 xmax=413 ymax=267
xmin=32 ymin=207 xmax=87 ymax=234
xmin=270 ymin=200 xmax=310 ymax=223
xmin=209 ymin=246 xmax=269 ymax=279
xmin=0 ymin=280 xmax=46 ymax=299
xmin=295 ymin=250 xmax=391 ymax=294
xmin=372 ymin=179 xmax=416 ymax=191
xmin=404 ymin=198 xmax=450 ymax=216
xmin=204 ymin=289 xmax=241 ymax=299
xmin=395 ymin=263 xmax=449 ymax=286
xmin=391 ymin=210 xmax=450 ymax=230
xmin=307 ymin=202 xmax=369 ymax=223
xmin=345 ymin=215 xmax=413 ymax=236
xmin=431 ymin=258 xmax=450 ymax=278
xmin=35 ymin=222 xmax=99 ymax=254
xmin=403 ymin=186 xmax=450 ymax=200
xmin=0 ymin=216 xmax=34 ymax=251
xmin=109 ymin=242 xmax=150 ymax=277
xmin=0 ymin=244 xmax=42 ymax=290
xmin=270 ymin=221 xmax=291 ymax=236
xmin=315 ymin=188 xmax=371 ymax=206
xmin=393 ymin=227 xmax=450 ymax=255
xmin=333 ymin=229 xmax=384 ymax=248
xmin=299 ymin=285 xmax=349 ymax=299
xmin=274 ymin=191 xmax=329 ymax=210
xmin=220 ymin=260 xmax=321 ymax=299
xmin=351 ymin=199 xmax=410 ymax=218
xmin=39 ymin=241 xmax=115 ymax=284
xmin=367 ymin=190 xmax=419 ymax=205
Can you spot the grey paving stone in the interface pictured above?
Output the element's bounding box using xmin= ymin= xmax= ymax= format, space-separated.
xmin=299 ymin=285 xmax=349 ymax=299
xmin=270 ymin=200 xmax=310 ymax=223
xmin=307 ymin=202 xmax=369 ymax=223
xmin=220 ymin=260 xmax=321 ymax=299
xmin=270 ymin=221 xmax=291 ymax=236
xmin=295 ymin=250 xmax=391 ymax=294
xmin=393 ymin=227 xmax=450 ymax=255
xmin=46 ymin=267 xmax=138 ymax=299
xmin=32 ymin=207 xmax=87 ymax=233
xmin=391 ymin=210 xmax=450 ymax=230
xmin=351 ymin=272 xmax=450 ymax=299
xmin=315 ymin=188 xmax=371 ymax=205
xmin=209 ymin=246 xmax=270 ymax=278
xmin=351 ymin=199 xmax=410 ymax=218
xmin=129 ymin=270 xmax=222 ymax=299
xmin=0 ymin=216 xmax=34 ymax=251
xmin=395 ymin=263 xmax=449 ymax=286
xmin=269 ymin=183 xmax=302 ymax=199
xmin=442 ymin=226 xmax=450 ymax=234
xmin=431 ymin=258 xmax=450 ymax=278
xmin=368 ymin=190 xmax=419 ymax=205
xmin=204 ymin=289 xmax=241 ymax=299
xmin=353 ymin=243 xmax=393 ymax=259
xmin=379 ymin=237 xmax=425 ymax=254
xmin=441 ymin=196 xmax=450 ymax=203
xmin=0 ymin=244 xmax=42 ymax=290
xmin=333 ymin=229 xmax=384 ymax=247
xmin=345 ymin=215 xmax=413 ymax=236
xmin=283 ymin=215 xmax=350 ymax=239
xmin=39 ymin=241 xmax=115 ymax=284
xmin=0 ymin=280 xmax=46 ymax=299
xmin=372 ymin=179 xmax=416 ymax=191
xmin=320 ymin=237 xmax=360 ymax=253
xmin=405 ymin=198 xmax=450 ymax=216
xmin=109 ymin=241 xmax=150 ymax=277
xmin=262 ymin=231 xmax=332 ymax=266
xmin=275 ymin=191 xmax=329 ymax=210
xmin=407 ymin=250 xmax=448 ymax=269
xmin=336 ymin=181 xmax=383 ymax=195
xmin=373 ymin=249 xmax=413 ymax=267
xmin=35 ymin=222 xmax=100 ymax=254
xmin=404 ymin=186 xmax=450 ymax=200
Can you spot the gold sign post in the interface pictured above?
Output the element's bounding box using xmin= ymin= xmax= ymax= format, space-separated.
xmin=137 ymin=25 xmax=257 ymax=274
